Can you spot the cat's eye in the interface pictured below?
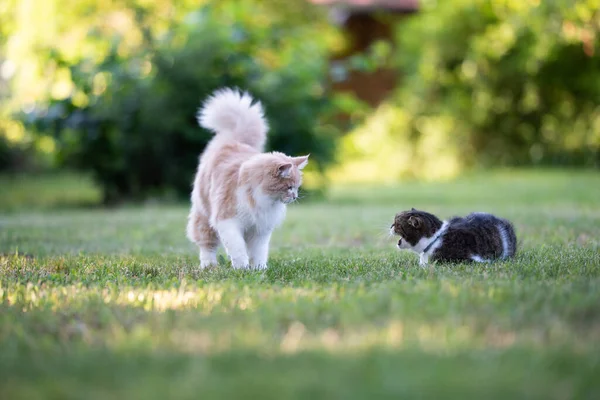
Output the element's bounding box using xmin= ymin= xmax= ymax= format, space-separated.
xmin=287 ymin=185 xmax=294 ymax=190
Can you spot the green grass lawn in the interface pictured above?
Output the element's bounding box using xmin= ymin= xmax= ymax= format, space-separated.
xmin=1 ymin=169 xmax=599 ymax=399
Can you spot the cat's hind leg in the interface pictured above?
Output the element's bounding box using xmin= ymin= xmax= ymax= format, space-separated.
xmin=187 ymin=210 xmax=220 ymax=268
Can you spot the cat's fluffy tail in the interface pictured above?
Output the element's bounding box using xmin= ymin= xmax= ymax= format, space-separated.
xmin=498 ymin=219 xmax=517 ymax=259
xmin=197 ymin=88 xmax=268 ymax=151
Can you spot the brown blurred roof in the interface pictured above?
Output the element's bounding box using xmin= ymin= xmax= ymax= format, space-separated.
xmin=309 ymin=0 xmax=419 ymax=11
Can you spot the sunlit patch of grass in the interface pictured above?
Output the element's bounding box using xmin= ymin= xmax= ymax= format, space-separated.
xmin=2 ymin=277 xmax=599 ymax=358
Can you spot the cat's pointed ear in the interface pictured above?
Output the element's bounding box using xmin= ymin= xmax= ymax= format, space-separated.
xmin=411 ymin=207 xmax=416 ymax=211
xmin=278 ymin=163 xmax=293 ymax=178
xmin=292 ymin=155 xmax=309 ymax=170
xmin=408 ymin=216 xmax=421 ymax=228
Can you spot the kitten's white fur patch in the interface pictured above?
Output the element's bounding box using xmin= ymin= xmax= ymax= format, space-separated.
xmin=407 ymin=236 xmax=431 ymax=253
xmin=470 ymin=255 xmax=490 ymax=263
xmin=396 ymin=221 xmax=449 ymax=267
xmin=421 ymin=221 xmax=448 ymax=255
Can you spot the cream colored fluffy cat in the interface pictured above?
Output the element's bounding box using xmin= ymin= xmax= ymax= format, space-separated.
xmin=186 ymin=88 xmax=309 ymax=269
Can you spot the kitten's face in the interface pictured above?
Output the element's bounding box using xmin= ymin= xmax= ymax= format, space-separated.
xmin=263 ymin=155 xmax=309 ymax=204
xmin=390 ymin=209 xmax=440 ymax=251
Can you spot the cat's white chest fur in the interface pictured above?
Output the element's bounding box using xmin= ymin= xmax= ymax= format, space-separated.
xmin=236 ymin=186 xmax=286 ymax=234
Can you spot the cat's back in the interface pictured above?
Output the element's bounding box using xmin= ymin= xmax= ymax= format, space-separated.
xmin=455 ymin=212 xmax=507 ymax=231
xmin=444 ymin=212 xmax=517 ymax=259
xmin=195 ymin=138 xmax=258 ymax=188
xmin=191 ymin=138 xmax=259 ymax=216
xmin=200 ymin=138 xmax=258 ymax=173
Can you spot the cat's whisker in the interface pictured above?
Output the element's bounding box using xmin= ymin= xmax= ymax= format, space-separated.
xmin=373 ymin=222 xmax=396 ymax=241
xmin=296 ymin=194 xmax=310 ymax=202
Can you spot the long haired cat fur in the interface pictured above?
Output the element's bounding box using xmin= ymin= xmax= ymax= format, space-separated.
xmin=390 ymin=208 xmax=517 ymax=266
xmin=187 ymin=88 xmax=309 ymax=269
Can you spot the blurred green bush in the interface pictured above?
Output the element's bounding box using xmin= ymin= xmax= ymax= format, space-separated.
xmin=20 ymin=4 xmax=338 ymax=202
xmin=399 ymin=0 xmax=600 ymax=167
xmin=0 ymin=121 xmax=51 ymax=173
xmin=0 ymin=135 xmax=17 ymax=171
xmin=6 ymin=0 xmax=599 ymax=191
xmin=333 ymin=0 xmax=600 ymax=182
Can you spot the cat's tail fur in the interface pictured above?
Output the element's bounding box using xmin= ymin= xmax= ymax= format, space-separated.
xmin=498 ymin=219 xmax=518 ymax=259
xmin=197 ymin=88 xmax=268 ymax=151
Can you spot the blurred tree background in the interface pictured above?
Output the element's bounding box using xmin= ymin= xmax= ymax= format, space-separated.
xmin=0 ymin=0 xmax=342 ymax=202
xmin=0 ymin=0 xmax=598 ymax=201
xmin=332 ymin=0 xmax=600 ymax=182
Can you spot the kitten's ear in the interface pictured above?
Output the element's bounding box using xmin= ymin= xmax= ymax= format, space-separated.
xmin=292 ymin=155 xmax=309 ymax=170
xmin=408 ymin=216 xmax=421 ymax=228
xmin=278 ymin=163 xmax=293 ymax=178
xmin=411 ymin=207 xmax=416 ymax=211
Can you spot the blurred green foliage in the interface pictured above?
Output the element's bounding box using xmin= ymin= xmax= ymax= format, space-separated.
xmin=5 ymin=1 xmax=339 ymax=201
xmin=0 ymin=172 xmax=101 ymax=211
xmin=334 ymin=0 xmax=600 ymax=182
xmin=2 ymin=0 xmax=599 ymax=192
xmin=398 ymin=0 xmax=600 ymax=167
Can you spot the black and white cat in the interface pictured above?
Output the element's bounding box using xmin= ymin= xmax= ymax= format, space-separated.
xmin=390 ymin=208 xmax=517 ymax=266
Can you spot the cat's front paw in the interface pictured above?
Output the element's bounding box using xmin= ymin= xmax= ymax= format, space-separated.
xmin=199 ymin=260 xmax=217 ymax=269
xmin=250 ymin=263 xmax=268 ymax=270
xmin=230 ymin=257 xmax=250 ymax=270
xmin=199 ymin=251 xmax=218 ymax=269
xmin=419 ymin=253 xmax=429 ymax=267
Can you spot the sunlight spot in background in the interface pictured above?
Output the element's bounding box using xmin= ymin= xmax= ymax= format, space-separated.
xmin=328 ymin=104 xmax=464 ymax=183
xmin=51 ymin=68 xmax=73 ymax=100
xmin=36 ymin=136 xmax=56 ymax=155
xmin=72 ymin=91 xmax=90 ymax=108
xmin=530 ymin=144 xmax=543 ymax=163
xmin=327 ymin=104 xmax=412 ymax=183
xmin=2 ymin=120 xmax=26 ymax=144
xmin=141 ymin=59 xmax=153 ymax=77
xmin=416 ymin=115 xmax=461 ymax=180
xmin=460 ymin=59 xmax=477 ymax=81
xmin=1 ymin=60 xmax=16 ymax=79
xmin=93 ymin=72 xmax=111 ymax=96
